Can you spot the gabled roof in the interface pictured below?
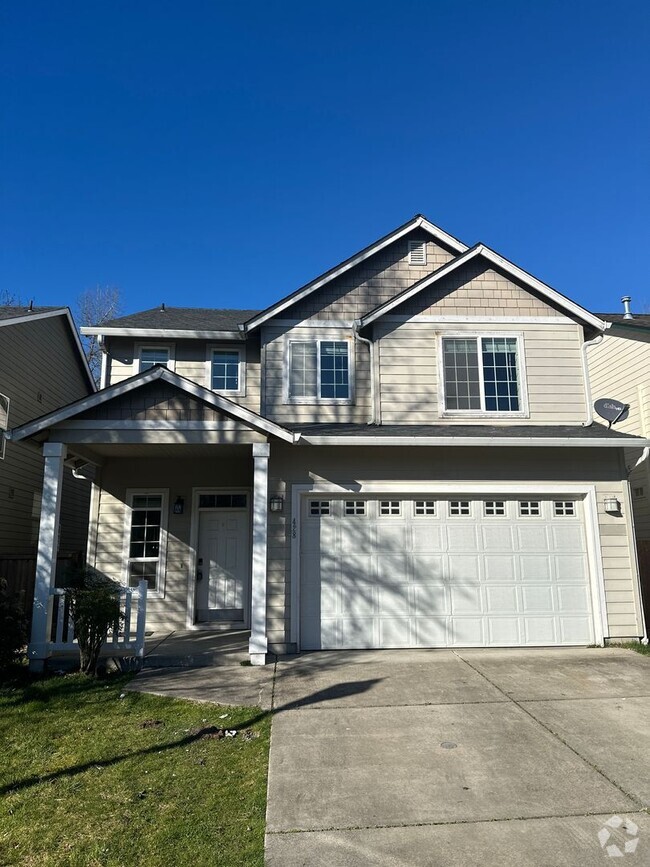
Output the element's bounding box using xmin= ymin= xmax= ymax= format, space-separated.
xmin=81 ymin=307 xmax=259 ymax=338
xmin=356 ymin=244 xmax=608 ymax=331
xmin=7 ymin=366 xmax=299 ymax=444
xmin=241 ymin=214 xmax=469 ymax=333
xmin=0 ymin=306 xmax=96 ymax=391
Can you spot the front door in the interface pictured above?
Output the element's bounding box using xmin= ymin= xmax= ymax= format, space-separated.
xmin=196 ymin=495 xmax=250 ymax=622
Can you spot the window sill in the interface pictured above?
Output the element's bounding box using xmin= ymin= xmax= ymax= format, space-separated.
xmin=440 ymin=410 xmax=529 ymax=420
xmin=286 ymin=398 xmax=354 ymax=406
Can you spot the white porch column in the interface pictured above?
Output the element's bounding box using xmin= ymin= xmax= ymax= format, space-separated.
xmin=249 ymin=442 xmax=270 ymax=665
xmin=29 ymin=442 xmax=67 ymax=672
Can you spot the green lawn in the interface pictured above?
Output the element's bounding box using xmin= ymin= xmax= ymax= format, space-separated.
xmin=611 ymin=640 xmax=650 ymax=656
xmin=0 ymin=671 xmax=270 ymax=867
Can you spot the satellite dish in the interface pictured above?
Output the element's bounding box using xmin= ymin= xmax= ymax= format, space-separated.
xmin=594 ymin=398 xmax=630 ymax=426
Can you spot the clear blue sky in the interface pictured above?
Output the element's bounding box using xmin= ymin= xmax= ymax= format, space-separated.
xmin=1 ymin=0 xmax=648 ymax=317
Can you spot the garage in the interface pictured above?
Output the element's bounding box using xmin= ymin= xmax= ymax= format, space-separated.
xmin=299 ymin=495 xmax=596 ymax=650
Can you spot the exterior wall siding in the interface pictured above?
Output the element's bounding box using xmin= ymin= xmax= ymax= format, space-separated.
xmin=0 ymin=315 xmax=92 ymax=557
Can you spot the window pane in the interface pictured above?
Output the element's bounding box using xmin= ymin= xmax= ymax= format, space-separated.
xmin=320 ymin=342 xmax=349 ymax=399
xmin=140 ymin=348 xmax=169 ymax=371
xmin=289 ymin=342 xmax=318 ymax=398
xmin=128 ymin=495 xmax=162 ymax=591
xmin=482 ymin=338 xmax=519 ymax=411
xmin=128 ymin=561 xmax=158 ymax=590
xmin=443 ymin=339 xmax=481 ymax=410
xmin=212 ymin=351 xmax=240 ymax=391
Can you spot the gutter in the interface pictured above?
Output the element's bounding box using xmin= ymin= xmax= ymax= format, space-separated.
xmin=298 ymin=435 xmax=650 ymax=448
xmin=353 ymin=321 xmax=377 ymax=424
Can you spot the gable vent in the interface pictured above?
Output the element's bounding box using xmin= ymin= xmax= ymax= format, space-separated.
xmin=408 ymin=240 xmax=427 ymax=265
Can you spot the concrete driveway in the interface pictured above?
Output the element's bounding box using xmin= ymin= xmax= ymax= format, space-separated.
xmin=265 ymin=647 xmax=650 ymax=866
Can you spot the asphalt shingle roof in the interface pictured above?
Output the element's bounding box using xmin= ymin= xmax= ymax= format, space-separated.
xmin=0 ymin=305 xmax=66 ymax=321
xmin=100 ymin=307 xmax=260 ymax=330
xmin=287 ymin=422 xmax=640 ymax=440
xmin=599 ymin=313 xmax=650 ymax=328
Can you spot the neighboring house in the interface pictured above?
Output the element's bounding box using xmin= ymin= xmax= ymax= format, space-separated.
xmin=587 ymin=307 xmax=650 ymax=624
xmin=0 ymin=306 xmax=96 ymax=608
xmin=8 ymin=216 xmax=649 ymax=665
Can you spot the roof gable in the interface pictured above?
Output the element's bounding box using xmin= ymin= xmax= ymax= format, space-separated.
xmin=358 ymin=245 xmax=607 ymax=331
xmin=242 ymin=215 xmax=468 ymax=332
xmin=7 ymin=366 xmax=298 ymax=443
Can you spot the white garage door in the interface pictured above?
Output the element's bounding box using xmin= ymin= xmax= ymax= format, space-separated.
xmin=300 ymin=495 xmax=595 ymax=650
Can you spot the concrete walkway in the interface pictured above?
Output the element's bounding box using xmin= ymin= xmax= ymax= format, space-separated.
xmin=265 ymin=647 xmax=650 ymax=866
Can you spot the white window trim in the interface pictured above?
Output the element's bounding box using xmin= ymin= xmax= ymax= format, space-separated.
xmin=408 ymin=239 xmax=427 ymax=265
xmin=206 ymin=344 xmax=246 ymax=397
xmin=0 ymin=392 xmax=9 ymax=460
xmin=135 ymin=342 xmax=175 ymax=374
xmin=123 ymin=488 xmax=169 ymax=599
xmin=284 ymin=337 xmax=354 ymax=405
xmin=438 ymin=332 xmax=529 ymax=419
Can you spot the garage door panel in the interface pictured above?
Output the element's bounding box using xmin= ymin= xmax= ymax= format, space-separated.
xmin=412 ymin=584 xmax=448 ymax=615
xmin=451 ymin=584 xmax=482 ymax=614
xmin=412 ymin=524 xmax=444 ymax=551
xmin=481 ymin=525 xmax=514 ymax=550
xmin=488 ymin=618 xmax=521 ymax=644
xmin=484 ymin=555 xmax=516 ymax=582
xmin=486 ymin=585 xmax=519 ymax=613
xmin=300 ymin=495 xmax=595 ymax=650
xmin=516 ymin=525 xmax=550 ymax=550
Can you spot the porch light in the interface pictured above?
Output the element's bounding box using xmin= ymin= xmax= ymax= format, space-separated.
xmin=173 ymin=496 xmax=185 ymax=515
xmin=270 ymin=495 xmax=284 ymax=513
xmin=603 ymin=497 xmax=621 ymax=514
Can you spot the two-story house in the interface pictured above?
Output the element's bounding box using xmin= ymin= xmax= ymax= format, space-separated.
xmin=9 ymin=216 xmax=648 ymax=664
xmin=0 ymin=305 xmax=95 ymax=613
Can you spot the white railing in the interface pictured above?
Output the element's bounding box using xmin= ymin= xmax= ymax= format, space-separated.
xmin=46 ymin=579 xmax=148 ymax=660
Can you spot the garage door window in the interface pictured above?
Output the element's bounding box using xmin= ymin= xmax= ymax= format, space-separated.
xmin=414 ymin=500 xmax=436 ymax=516
xmin=449 ymin=500 xmax=471 ymax=516
xmin=519 ymin=501 xmax=541 ymax=516
xmin=345 ymin=501 xmax=365 ymax=516
xmin=310 ymin=500 xmax=330 ymax=516
xmin=554 ymin=501 xmax=576 ymax=517
xmin=380 ymin=501 xmax=401 ymax=516
xmin=484 ymin=500 xmax=506 ymax=516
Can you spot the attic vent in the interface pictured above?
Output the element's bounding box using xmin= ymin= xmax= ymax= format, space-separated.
xmin=408 ymin=240 xmax=427 ymax=265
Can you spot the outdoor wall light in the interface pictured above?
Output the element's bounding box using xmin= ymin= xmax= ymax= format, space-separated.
xmin=604 ymin=497 xmax=621 ymax=514
xmin=270 ymin=495 xmax=284 ymax=513
xmin=173 ymin=496 xmax=185 ymax=515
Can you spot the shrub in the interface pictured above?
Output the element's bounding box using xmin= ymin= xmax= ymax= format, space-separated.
xmin=65 ymin=567 xmax=123 ymax=676
xmin=0 ymin=578 xmax=28 ymax=670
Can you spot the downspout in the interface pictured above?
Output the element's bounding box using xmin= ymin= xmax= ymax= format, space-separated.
xmin=581 ymin=332 xmax=604 ymax=426
xmin=627 ymin=447 xmax=650 ymax=645
xmin=98 ymin=334 xmax=109 ymax=390
xmin=353 ymin=322 xmax=377 ymax=425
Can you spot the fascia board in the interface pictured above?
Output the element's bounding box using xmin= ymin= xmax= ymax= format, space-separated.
xmin=81 ymin=327 xmax=244 ymax=340
xmin=299 ymin=435 xmax=650 ymax=447
xmin=241 ymin=216 xmax=469 ymax=334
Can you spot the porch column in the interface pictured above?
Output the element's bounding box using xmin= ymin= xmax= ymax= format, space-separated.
xmin=249 ymin=442 xmax=270 ymax=665
xmin=29 ymin=442 xmax=67 ymax=672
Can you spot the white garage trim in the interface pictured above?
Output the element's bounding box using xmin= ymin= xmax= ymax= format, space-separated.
xmin=289 ymin=482 xmax=607 ymax=649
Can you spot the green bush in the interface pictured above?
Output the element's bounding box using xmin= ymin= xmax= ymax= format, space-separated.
xmin=0 ymin=577 xmax=28 ymax=670
xmin=65 ymin=567 xmax=123 ymax=676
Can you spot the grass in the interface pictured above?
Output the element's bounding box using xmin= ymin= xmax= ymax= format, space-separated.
xmin=0 ymin=669 xmax=270 ymax=867
xmin=610 ymin=640 xmax=650 ymax=656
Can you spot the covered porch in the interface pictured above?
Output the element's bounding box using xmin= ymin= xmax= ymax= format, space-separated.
xmin=6 ymin=366 xmax=299 ymax=669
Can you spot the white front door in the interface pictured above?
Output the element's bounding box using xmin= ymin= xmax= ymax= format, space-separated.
xmin=197 ymin=500 xmax=250 ymax=622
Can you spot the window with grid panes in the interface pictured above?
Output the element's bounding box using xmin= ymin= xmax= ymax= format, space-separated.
xmin=127 ymin=494 xmax=164 ymax=590
xmin=443 ymin=336 xmax=520 ymax=412
xmin=519 ymin=501 xmax=541 ymax=516
xmin=449 ymin=500 xmax=470 ymax=516
xmin=414 ymin=500 xmax=435 ymax=515
xmin=288 ymin=340 xmax=349 ymax=400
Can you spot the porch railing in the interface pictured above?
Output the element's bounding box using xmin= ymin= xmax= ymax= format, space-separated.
xmin=45 ymin=579 xmax=148 ymax=661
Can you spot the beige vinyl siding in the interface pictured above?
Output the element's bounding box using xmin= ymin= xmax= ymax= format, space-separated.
xmin=261 ymin=325 xmax=371 ymax=424
xmin=0 ymin=315 xmax=92 ymax=556
xmin=375 ymin=321 xmax=586 ymax=425
xmin=264 ymin=445 xmax=642 ymax=649
xmin=89 ymin=454 xmax=253 ymax=631
xmin=285 ymin=231 xmax=456 ymax=321
xmin=105 ymin=337 xmax=261 ymax=413
xmin=588 ymin=331 xmax=650 ymax=539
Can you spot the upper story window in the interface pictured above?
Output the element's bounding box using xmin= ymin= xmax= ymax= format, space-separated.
xmin=139 ymin=346 xmax=171 ymax=372
xmin=211 ymin=348 xmax=243 ymax=394
xmin=442 ymin=335 xmax=523 ymax=414
xmin=0 ymin=393 xmax=9 ymax=460
xmin=288 ymin=340 xmax=351 ymax=402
